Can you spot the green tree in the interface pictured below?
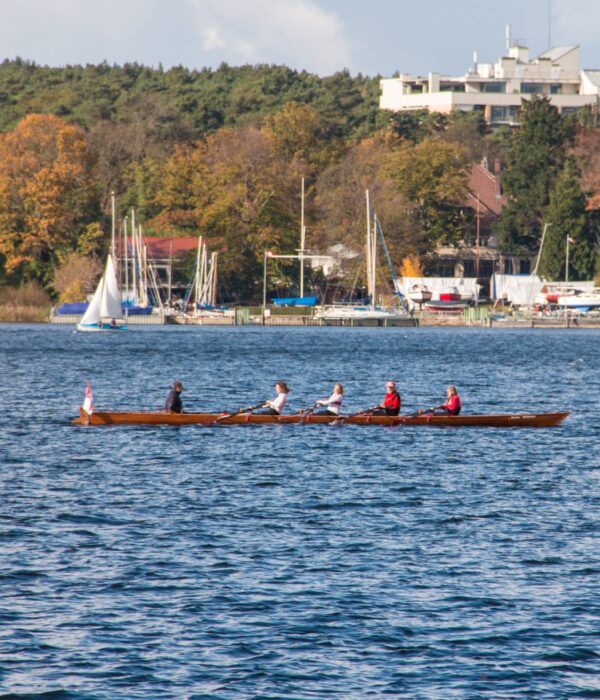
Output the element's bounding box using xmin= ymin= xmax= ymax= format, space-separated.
xmin=496 ymin=96 xmax=575 ymax=253
xmin=386 ymin=138 xmax=470 ymax=249
xmin=539 ymin=161 xmax=587 ymax=280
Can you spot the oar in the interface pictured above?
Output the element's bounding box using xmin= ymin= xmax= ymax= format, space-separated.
xmin=413 ymin=406 xmax=442 ymax=416
xmin=212 ymin=402 xmax=266 ymax=425
xmin=295 ymin=402 xmax=320 ymax=415
xmin=332 ymin=405 xmax=378 ymax=425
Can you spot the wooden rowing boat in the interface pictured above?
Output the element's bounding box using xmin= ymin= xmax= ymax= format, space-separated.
xmin=73 ymin=408 xmax=570 ymax=428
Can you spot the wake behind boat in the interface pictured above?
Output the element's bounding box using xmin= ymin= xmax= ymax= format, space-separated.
xmin=73 ymin=407 xmax=570 ymax=428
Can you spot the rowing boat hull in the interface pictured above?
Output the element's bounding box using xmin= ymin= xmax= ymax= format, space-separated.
xmin=73 ymin=408 xmax=570 ymax=428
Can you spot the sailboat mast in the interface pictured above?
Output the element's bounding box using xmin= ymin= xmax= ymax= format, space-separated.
xmin=210 ymin=252 xmax=218 ymax=306
xmin=365 ymin=189 xmax=372 ymax=305
xmin=300 ymin=178 xmax=305 ymax=299
xmin=194 ymin=237 xmax=201 ymax=308
xmin=139 ymin=226 xmax=148 ymax=307
xmin=123 ymin=217 xmax=129 ymax=309
xmin=110 ymin=191 xmax=116 ymax=259
xmin=130 ymin=209 xmax=137 ymax=306
xmin=372 ymin=217 xmax=377 ymax=308
xmin=143 ymin=240 xmax=148 ymax=307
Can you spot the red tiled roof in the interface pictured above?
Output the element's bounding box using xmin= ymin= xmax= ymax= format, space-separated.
xmin=467 ymin=163 xmax=506 ymax=217
xmin=116 ymin=237 xmax=201 ymax=259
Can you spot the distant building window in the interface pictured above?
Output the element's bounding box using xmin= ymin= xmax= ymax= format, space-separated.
xmin=482 ymin=82 xmax=505 ymax=93
xmin=464 ymin=259 xmax=495 ymax=278
xmin=440 ymin=84 xmax=466 ymax=93
xmin=491 ymin=106 xmax=518 ymax=122
xmin=521 ymin=83 xmax=543 ymax=94
xmin=480 ymin=260 xmax=495 ymax=278
xmin=434 ymin=263 xmax=456 ymax=277
xmin=464 ymin=260 xmax=475 ymax=277
xmin=519 ymin=260 xmax=531 ymax=274
xmin=550 ymin=84 xmax=562 ymax=94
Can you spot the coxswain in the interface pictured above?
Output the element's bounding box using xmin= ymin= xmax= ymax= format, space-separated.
xmin=370 ymin=381 xmax=401 ymax=416
xmin=254 ymin=381 xmax=289 ymax=415
xmin=165 ymin=381 xmax=184 ymax=413
xmin=435 ymin=385 xmax=461 ymax=415
xmin=314 ymin=383 xmax=344 ymax=416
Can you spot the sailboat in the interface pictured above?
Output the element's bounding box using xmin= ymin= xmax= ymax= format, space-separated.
xmin=77 ymin=253 xmax=127 ymax=332
xmin=316 ymin=191 xmax=408 ymax=320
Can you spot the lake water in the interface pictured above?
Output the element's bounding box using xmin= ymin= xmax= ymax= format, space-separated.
xmin=1 ymin=324 xmax=599 ymax=699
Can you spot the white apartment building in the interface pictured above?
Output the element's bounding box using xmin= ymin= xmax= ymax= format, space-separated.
xmin=380 ymin=44 xmax=600 ymax=125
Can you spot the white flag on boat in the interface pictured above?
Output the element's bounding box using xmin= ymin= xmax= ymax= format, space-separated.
xmin=83 ymin=383 xmax=94 ymax=415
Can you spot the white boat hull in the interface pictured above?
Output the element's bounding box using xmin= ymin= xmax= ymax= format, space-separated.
xmin=407 ymin=292 xmax=432 ymax=303
xmin=557 ymin=293 xmax=600 ymax=309
xmin=77 ymin=322 xmax=127 ymax=332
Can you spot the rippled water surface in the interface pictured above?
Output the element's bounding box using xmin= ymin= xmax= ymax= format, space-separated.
xmin=1 ymin=324 xmax=599 ymax=699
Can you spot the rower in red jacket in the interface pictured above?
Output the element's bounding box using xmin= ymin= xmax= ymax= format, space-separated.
xmin=371 ymin=381 xmax=401 ymax=416
xmin=437 ymin=385 xmax=461 ymax=415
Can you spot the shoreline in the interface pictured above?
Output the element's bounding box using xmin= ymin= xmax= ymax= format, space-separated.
xmin=4 ymin=315 xmax=600 ymax=329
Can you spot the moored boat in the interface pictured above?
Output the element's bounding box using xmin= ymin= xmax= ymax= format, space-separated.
xmin=557 ymin=289 xmax=600 ymax=309
xmin=423 ymin=299 xmax=469 ymax=313
xmin=407 ymin=284 xmax=432 ymax=304
xmin=73 ymin=408 xmax=570 ymax=428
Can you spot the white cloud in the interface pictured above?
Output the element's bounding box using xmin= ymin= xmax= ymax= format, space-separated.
xmin=185 ymin=0 xmax=352 ymax=74
xmin=201 ymin=26 xmax=227 ymax=52
xmin=0 ymin=0 xmax=352 ymax=74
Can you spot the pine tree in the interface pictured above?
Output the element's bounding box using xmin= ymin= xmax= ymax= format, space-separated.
xmin=496 ymin=97 xmax=575 ymax=254
xmin=539 ymin=160 xmax=586 ymax=280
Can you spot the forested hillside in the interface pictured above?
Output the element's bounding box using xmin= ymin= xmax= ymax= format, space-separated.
xmin=0 ymin=59 xmax=383 ymax=138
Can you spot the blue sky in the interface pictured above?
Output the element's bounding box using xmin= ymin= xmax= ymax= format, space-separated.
xmin=1 ymin=0 xmax=599 ymax=77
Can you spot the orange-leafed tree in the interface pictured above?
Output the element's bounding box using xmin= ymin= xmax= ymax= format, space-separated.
xmin=400 ymin=255 xmax=424 ymax=277
xmin=0 ymin=114 xmax=99 ymax=282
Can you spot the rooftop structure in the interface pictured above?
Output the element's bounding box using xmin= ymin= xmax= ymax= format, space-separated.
xmin=380 ymin=43 xmax=600 ymax=125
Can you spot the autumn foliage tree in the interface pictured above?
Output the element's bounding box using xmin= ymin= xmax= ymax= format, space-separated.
xmin=315 ymin=135 xmax=409 ymax=282
xmin=386 ymin=138 xmax=470 ymax=250
xmin=0 ymin=114 xmax=99 ymax=283
xmin=149 ymin=125 xmax=302 ymax=299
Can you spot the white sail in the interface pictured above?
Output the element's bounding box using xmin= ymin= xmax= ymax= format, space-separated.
xmin=78 ymin=253 xmax=125 ymax=331
xmin=100 ymin=254 xmax=123 ymax=319
xmin=78 ymin=275 xmax=103 ymax=326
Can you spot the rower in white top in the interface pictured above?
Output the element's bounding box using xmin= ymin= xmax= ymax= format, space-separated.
xmin=254 ymin=382 xmax=290 ymax=415
xmin=314 ymin=383 xmax=344 ymax=416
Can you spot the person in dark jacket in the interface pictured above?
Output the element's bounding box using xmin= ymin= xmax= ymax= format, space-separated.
xmin=166 ymin=381 xmax=184 ymax=413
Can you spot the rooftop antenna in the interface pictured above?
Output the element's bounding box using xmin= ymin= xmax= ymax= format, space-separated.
xmin=505 ymin=24 xmax=511 ymax=51
xmin=548 ymin=0 xmax=553 ymax=49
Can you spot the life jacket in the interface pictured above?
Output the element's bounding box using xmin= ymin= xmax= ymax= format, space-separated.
xmin=383 ymin=391 xmax=401 ymax=415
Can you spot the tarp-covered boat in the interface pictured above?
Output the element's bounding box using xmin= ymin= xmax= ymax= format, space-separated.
xmin=73 ymin=408 xmax=570 ymax=428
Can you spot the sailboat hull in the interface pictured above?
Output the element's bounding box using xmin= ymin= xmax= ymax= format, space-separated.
xmin=77 ymin=323 xmax=127 ymax=332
